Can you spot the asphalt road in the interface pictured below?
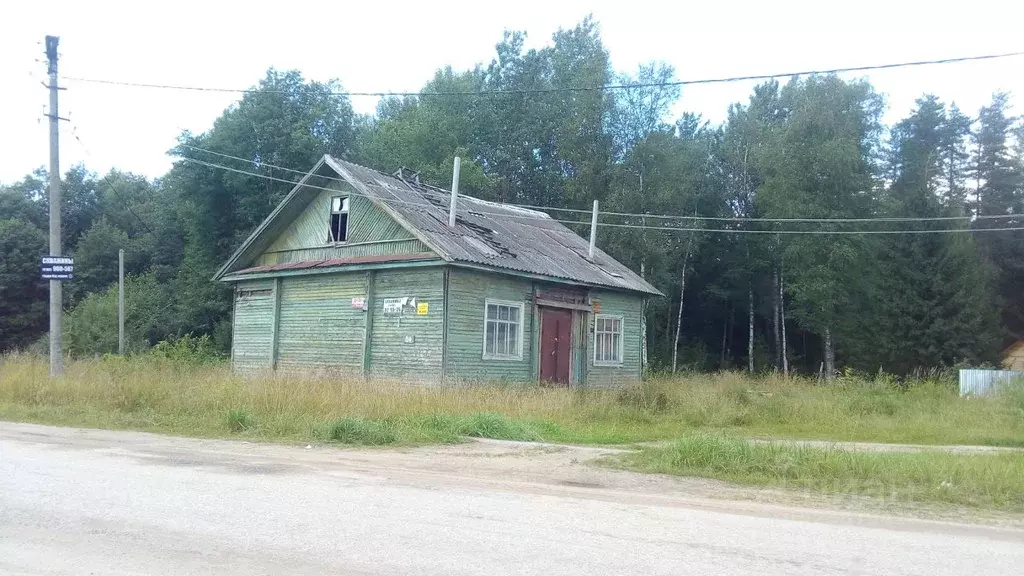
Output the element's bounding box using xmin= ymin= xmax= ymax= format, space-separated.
xmin=1 ymin=422 xmax=1022 ymax=575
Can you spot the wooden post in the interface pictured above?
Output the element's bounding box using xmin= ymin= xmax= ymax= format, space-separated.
xmin=118 ymin=249 xmax=124 ymax=355
xmin=46 ymin=35 xmax=63 ymax=376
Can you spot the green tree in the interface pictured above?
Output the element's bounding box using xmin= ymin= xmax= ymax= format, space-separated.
xmin=757 ymin=76 xmax=884 ymax=377
xmin=874 ymin=96 xmax=1001 ymax=372
xmin=69 ymin=217 xmax=130 ymax=302
xmin=972 ymin=94 xmax=1024 ymax=341
xmin=0 ymin=219 xmax=48 ymax=350
xmin=167 ymin=68 xmax=357 ymax=335
xmin=64 ymin=272 xmax=175 ymax=356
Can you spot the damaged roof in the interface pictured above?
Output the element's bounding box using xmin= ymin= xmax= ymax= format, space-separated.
xmin=217 ymin=155 xmax=661 ymax=296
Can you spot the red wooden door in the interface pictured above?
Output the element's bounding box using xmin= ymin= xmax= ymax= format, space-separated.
xmin=540 ymin=308 xmax=572 ymax=385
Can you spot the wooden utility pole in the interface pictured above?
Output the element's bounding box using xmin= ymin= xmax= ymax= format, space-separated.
xmin=45 ymin=35 xmax=63 ymax=376
xmin=118 ymin=249 xmax=125 ymax=355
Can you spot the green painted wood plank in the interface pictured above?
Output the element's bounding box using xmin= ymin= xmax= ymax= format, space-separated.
xmin=585 ymin=290 xmax=643 ymax=388
xmin=275 ymin=273 xmax=366 ymax=375
xmin=368 ymin=268 xmax=445 ymax=384
xmin=362 ymin=271 xmax=374 ymax=378
xmin=444 ymin=268 xmax=534 ymax=383
xmin=266 ymin=185 xmax=413 ymax=253
xmin=231 ymin=279 xmax=275 ymax=373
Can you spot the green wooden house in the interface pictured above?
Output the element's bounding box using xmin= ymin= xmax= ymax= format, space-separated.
xmin=214 ymin=156 xmax=661 ymax=387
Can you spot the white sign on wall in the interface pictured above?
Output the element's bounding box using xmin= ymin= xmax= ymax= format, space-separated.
xmin=382 ymin=297 xmax=405 ymax=315
xmin=351 ymin=297 xmax=366 ymax=309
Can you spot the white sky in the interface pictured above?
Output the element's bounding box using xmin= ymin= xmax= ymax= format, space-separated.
xmin=2 ymin=0 xmax=1022 ymax=185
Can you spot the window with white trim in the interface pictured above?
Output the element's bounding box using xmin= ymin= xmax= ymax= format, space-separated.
xmin=328 ymin=196 xmax=349 ymax=242
xmin=483 ymin=300 xmax=523 ymax=360
xmin=594 ymin=315 xmax=623 ymax=365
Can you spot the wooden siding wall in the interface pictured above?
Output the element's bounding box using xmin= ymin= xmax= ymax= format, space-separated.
xmin=445 ymin=268 xmax=535 ymax=383
xmin=369 ymin=268 xmax=446 ymax=383
xmin=586 ymin=290 xmax=643 ymax=387
xmin=275 ymin=273 xmax=367 ymax=375
xmin=1004 ymin=343 xmax=1024 ymax=371
xmin=257 ymin=239 xmax=429 ymax=266
xmin=258 ymin=185 xmax=423 ymax=266
xmin=231 ymin=279 xmax=275 ymax=372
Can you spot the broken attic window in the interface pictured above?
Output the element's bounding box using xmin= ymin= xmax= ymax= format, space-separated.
xmin=328 ymin=196 xmax=350 ymax=242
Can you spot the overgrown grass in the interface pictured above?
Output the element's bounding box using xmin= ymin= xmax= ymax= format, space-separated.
xmin=613 ymin=434 xmax=1024 ymax=511
xmin=0 ymin=354 xmax=1022 ymax=449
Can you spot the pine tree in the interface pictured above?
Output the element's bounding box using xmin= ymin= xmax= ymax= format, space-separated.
xmin=973 ymin=94 xmax=1024 ymax=341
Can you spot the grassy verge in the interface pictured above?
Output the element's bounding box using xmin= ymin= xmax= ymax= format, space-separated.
xmin=1 ymin=354 xmax=1022 ymax=448
xmin=612 ymin=434 xmax=1024 ymax=511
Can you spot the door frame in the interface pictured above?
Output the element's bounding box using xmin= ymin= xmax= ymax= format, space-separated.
xmin=535 ymin=301 xmax=589 ymax=387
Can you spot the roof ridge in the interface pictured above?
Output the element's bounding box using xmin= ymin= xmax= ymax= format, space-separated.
xmin=325 ymin=155 xmax=550 ymax=220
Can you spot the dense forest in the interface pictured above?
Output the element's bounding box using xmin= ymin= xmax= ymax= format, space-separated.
xmin=2 ymin=19 xmax=1022 ymax=376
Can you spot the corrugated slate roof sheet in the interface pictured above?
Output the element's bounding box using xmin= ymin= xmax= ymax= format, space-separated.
xmin=325 ymin=156 xmax=661 ymax=296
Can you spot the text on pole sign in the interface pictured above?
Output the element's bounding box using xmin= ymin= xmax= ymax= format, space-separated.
xmin=41 ymin=256 xmax=74 ymax=280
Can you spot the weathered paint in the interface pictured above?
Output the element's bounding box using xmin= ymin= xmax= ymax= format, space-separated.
xmin=275 ymin=273 xmax=366 ymax=375
xmin=268 ymin=185 xmax=412 ymax=251
xmin=257 ymin=184 xmax=426 ymax=266
xmin=230 ymin=279 xmax=275 ymax=372
xmin=256 ymin=239 xmax=431 ymax=266
xmin=369 ymin=268 xmax=446 ymax=383
xmin=585 ymin=289 xmax=643 ymax=388
xmin=223 ymin=258 xmax=442 ymax=282
xmin=445 ymin=267 xmax=535 ymax=383
xmin=229 ymin=261 xmax=644 ymax=388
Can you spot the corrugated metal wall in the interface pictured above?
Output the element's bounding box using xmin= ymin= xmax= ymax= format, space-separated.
xmin=275 ymin=273 xmax=367 ymax=374
xmin=231 ymin=279 xmax=275 ymax=372
xmin=959 ymin=369 xmax=1024 ymax=396
xmin=369 ymin=268 xmax=446 ymax=383
xmin=585 ymin=289 xmax=643 ymax=388
xmin=445 ymin=268 xmax=535 ymax=383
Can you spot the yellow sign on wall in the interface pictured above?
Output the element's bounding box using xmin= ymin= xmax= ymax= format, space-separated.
xmin=417 ymin=302 xmax=429 ymax=315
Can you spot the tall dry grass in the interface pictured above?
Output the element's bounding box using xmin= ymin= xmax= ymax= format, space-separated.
xmin=1 ymin=353 xmax=1022 ymax=447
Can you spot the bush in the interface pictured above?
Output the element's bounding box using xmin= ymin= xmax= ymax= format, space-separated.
xmin=64 ymin=272 xmax=172 ymax=357
xmin=150 ymin=334 xmax=222 ymax=364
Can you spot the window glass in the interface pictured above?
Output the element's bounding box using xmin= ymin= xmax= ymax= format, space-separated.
xmin=594 ymin=314 xmax=623 ymax=364
xmin=484 ymin=301 xmax=523 ymax=359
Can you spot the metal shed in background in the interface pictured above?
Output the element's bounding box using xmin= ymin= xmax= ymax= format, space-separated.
xmin=958 ymin=369 xmax=1024 ymax=396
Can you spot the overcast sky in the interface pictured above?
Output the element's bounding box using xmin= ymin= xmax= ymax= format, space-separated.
xmin=2 ymin=0 xmax=1022 ymax=185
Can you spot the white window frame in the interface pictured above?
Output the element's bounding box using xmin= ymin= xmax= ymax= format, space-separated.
xmin=482 ymin=299 xmax=525 ymax=361
xmin=593 ymin=314 xmax=624 ymax=366
xmin=328 ymin=196 xmax=350 ymax=243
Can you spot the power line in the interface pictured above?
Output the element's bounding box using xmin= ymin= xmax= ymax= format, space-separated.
xmin=181 ymin=143 xmax=1020 ymax=225
xmin=177 ymin=157 xmax=465 ymax=212
xmin=566 ymin=220 xmax=1024 ymax=235
xmin=182 ymin=156 xmax=1024 ymax=235
xmin=66 ymin=122 xmax=154 ymax=234
xmin=63 ymin=50 xmax=1024 ymax=98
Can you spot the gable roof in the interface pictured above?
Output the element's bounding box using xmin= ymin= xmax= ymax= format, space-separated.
xmin=216 ymin=155 xmax=662 ymax=296
xmin=1003 ymin=340 xmax=1024 ymax=356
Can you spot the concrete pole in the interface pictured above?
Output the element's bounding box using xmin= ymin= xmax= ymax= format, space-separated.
xmin=448 ymin=157 xmax=460 ymax=228
xmin=588 ymin=200 xmax=599 ymax=260
xmin=46 ymin=35 xmax=63 ymax=376
xmin=118 ymin=249 xmax=125 ymax=355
